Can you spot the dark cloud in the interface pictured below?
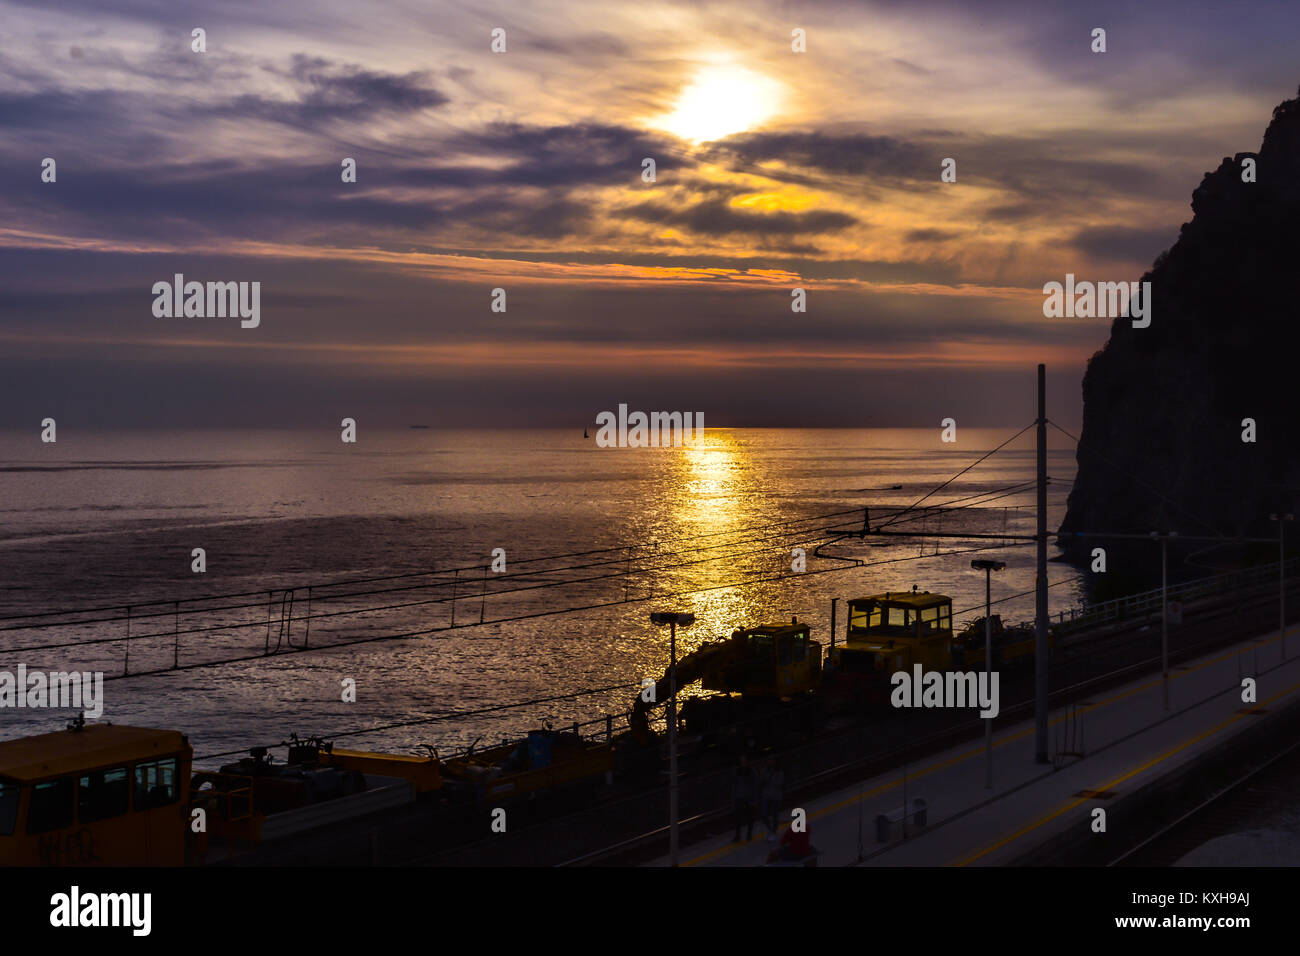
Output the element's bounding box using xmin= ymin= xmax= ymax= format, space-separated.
xmin=626 ymin=197 xmax=857 ymax=236
xmin=216 ymin=54 xmax=449 ymax=126
xmin=0 ymin=246 xmax=1068 ymax=373
xmin=861 ymin=0 xmax=1300 ymax=103
xmin=0 ymin=161 xmax=451 ymax=239
xmin=443 ymin=193 xmax=592 ymax=240
xmin=445 ymin=122 xmax=686 ymax=188
xmin=891 ymin=58 xmax=931 ymax=76
xmin=523 ymin=32 xmax=629 ymax=57
xmin=982 ymin=202 xmax=1041 ymax=223
xmin=0 ymin=346 xmax=1082 ymax=429
xmin=906 ymin=228 xmax=962 ymax=243
xmin=0 ymin=89 xmax=123 ymax=128
xmin=1070 ymin=224 xmax=1176 ymax=263
xmin=702 ymin=130 xmax=931 ymax=183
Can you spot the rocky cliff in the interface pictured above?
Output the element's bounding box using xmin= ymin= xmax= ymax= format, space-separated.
xmin=1058 ymin=86 xmax=1300 ymax=592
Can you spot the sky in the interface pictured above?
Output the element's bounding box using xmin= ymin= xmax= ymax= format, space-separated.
xmin=2 ymin=0 xmax=1298 ymax=428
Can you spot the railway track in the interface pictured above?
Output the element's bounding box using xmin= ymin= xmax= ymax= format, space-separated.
xmin=1108 ymin=734 xmax=1300 ymax=866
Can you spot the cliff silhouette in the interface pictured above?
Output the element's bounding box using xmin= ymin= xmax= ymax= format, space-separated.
xmin=1058 ymin=86 xmax=1300 ymax=596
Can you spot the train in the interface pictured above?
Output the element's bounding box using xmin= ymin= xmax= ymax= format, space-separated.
xmin=0 ymin=587 xmax=1043 ymax=866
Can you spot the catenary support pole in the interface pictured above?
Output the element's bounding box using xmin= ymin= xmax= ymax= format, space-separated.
xmin=984 ymin=568 xmax=993 ymax=787
xmin=669 ymin=618 xmax=678 ymax=866
xmin=1034 ymin=364 xmax=1049 ymax=763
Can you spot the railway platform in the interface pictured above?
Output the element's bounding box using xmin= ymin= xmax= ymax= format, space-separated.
xmin=651 ymin=622 xmax=1300 ymax=867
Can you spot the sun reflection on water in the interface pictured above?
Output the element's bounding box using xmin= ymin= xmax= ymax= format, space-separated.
xmin=652 ymin=429 xmax=779 ymax=656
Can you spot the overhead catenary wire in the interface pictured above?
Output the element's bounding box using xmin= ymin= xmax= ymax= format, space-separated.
xmin=0 ymin=452 xmax=1044 ymax=632
xmin=9 ymin=517 xmax=1033 ymax=655
xmin=1046 ymin=419 xmax=1225 ymax=537
xmin=189 ymin=536 xmax=1040 ymax=760
xmin=874 ymin=422 xmax=1036 ymax=532
xmin=3 ymin=479 xmax=1042 ymax=656
xmin=82 ymin=536 xmax=1035 ymax=684
xmin=6 ymin=515 xmax=870 ymax=652
xmin=0 ymin=506 xmax=923 ymax=636
xmin=0 ymin=505 xmax=873 ymax=626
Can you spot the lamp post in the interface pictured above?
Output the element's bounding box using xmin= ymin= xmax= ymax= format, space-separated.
xmin=1271 ymin=514 xmax=1293 ymax=661
xmin=971 ymin=559 xmax=1006 ymax=788
xmin=1150 ymin=532 xmax=1177 ymax=709
xmin=650 ymin=610 xmax=694 ymax=867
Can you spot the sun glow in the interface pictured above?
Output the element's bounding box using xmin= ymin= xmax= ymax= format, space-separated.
xmin=655 ymin=65 xmax=784 ymax=143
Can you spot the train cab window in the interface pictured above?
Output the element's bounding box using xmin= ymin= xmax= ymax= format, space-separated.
xmin=850 ymin=605 xmax=884 ymax=631
xmin=886 ymin=607 xmax=910 ymax=628
xmin=134 ymin=758 xmax=179 ymax=810
xmin=938 ymin=606 xmax=951 ymax=630
xmin=793 ymin=634 xmax=807 ymax=663
xmin=778 ymin=636 xmax=792 ymax=666
xmin=0 ymin=781 xmax=18 ymax=836
xmin=27 ymin=778 xmax=75 ymax=834
xmin=749 ymin=632 xmax=773 ymax=660
xmin=919 ymin=607 xmax=939 ymax=632
xmin=78 ymin=767 xmax=129 ymax=823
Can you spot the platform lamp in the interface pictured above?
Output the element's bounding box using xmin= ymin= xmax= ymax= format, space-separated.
xmin=971 ymin=559 xmax=1006 ymax=789
xmin=650 ymin=611 xmax=695 ymax=867
xmin=1271 ymin=514 xmax=1293 ymax=660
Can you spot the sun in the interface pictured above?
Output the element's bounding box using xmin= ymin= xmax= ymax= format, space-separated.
xmin=654 ymin=65 xmax=784 ymax=143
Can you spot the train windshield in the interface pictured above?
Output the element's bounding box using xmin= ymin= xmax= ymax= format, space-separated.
xmin=849 ymin=602 xmax=911 ymax=633
xmin=918 ymin=604 xmax=952 ymax=632
xmin=849 ymin=604 xmax=884 ymax=631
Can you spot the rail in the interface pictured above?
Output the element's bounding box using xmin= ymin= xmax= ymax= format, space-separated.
xmin=1050 ymin=557 xmax=1299 ymax=635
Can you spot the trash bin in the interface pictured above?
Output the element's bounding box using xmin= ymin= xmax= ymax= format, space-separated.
xmin=912 ymin=798 xmax=927 ymax=827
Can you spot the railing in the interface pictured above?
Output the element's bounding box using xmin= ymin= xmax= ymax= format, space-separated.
xmin=434 ymin=710 xmax=638 ymax=762
xmin=190 ymin=771 xmax=256 ymax=822
xmin=189 ymin=771 xmax=257 ymax=860
xmin=1052 ymin=557 xmax=1300 ymax=635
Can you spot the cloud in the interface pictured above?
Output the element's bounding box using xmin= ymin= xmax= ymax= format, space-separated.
xmin=702 ymin=130 xmax=931 ymax=183
xmin=626 ymin=197 xmax=857 ymax=236
xmin=444 ymin=122 xmax=686 ymax=188
xmin=216 ymin=54 xmax=449 ymax=126
xmin=1070 ymin=225 xmax=1176 ymax=264
xmin=906 ymin=228 xmax=962 ymax=243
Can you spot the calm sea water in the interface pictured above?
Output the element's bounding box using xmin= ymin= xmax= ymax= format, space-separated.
xmin=0 ymin=428 xmax=1079 ymax=763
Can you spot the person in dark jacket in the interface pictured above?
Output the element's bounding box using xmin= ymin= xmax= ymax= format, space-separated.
xmin=733 ymin=755 xmax=757 ymax=842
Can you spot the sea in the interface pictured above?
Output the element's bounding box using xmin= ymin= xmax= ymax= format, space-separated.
xmin=0 ymin=427 xmax=1081 ymax=764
